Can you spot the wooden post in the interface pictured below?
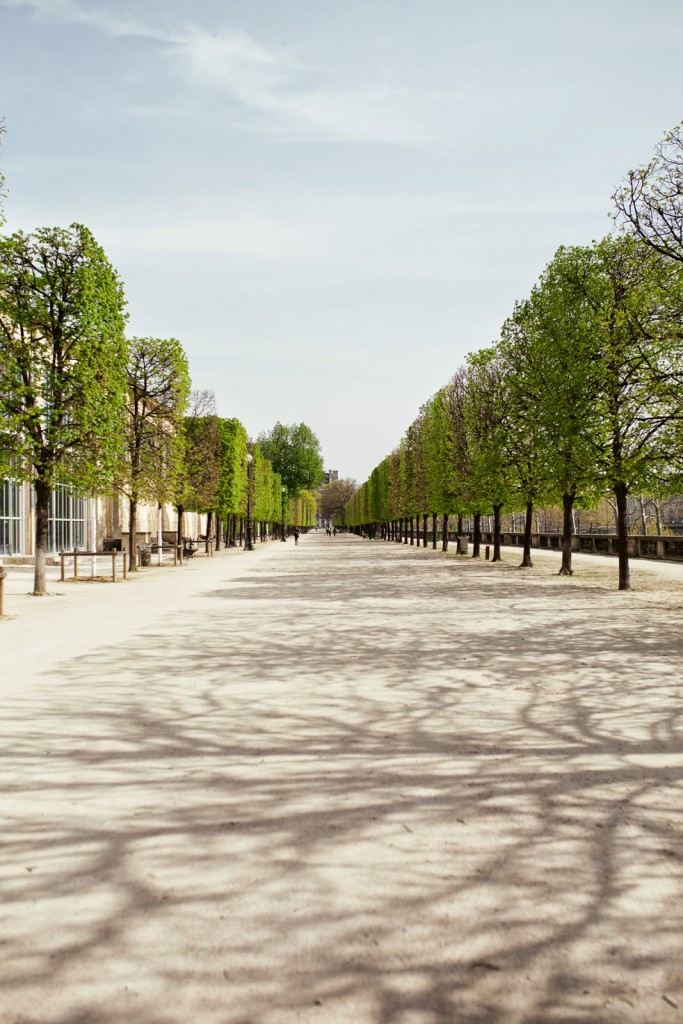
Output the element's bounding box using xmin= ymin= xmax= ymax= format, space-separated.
xmin=112 ymin=551 xmax=116 ymax=582
xmin=123 ymin=552 xmax=128 ymax=580
xmin=74 ymin=549 xmax=78 ymax=580
xmin=60 ymin=550 xmax=66 ymax=582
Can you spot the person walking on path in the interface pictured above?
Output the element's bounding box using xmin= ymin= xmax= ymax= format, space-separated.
xmin=293 ymin=528 xmax=300 ymax=545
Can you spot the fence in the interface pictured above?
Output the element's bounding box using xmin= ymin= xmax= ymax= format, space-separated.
xmin=60 ymin=549 xmax=129 ymax=582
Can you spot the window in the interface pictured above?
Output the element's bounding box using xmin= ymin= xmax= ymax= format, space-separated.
xmin=48 ymin=485 xmax=87 ymax=553
xmin=0 ymin=478 xmax=23 ymax=555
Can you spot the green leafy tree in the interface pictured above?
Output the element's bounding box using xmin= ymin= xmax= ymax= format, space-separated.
xmin=257 ymin=422 xmax=324 ymax=504
xmin=498 ymin=302 xmax=560 ymax=568
xmin=519 ymin=249 xmax=604 ymax=574
xmin=566 ymin=235 xmax=683 ymax=589
xmin=216 ymin=417 xmax=249 ymax=544
xmin=175 ymin=389 xmax=221 ymax=545
xmin=0 ymin=223 xmax=127 ymax=594
xmin=123 ymin=337 xmax=191 ymax=569
xmin=465 ymin=347 xmax=514 ymax=562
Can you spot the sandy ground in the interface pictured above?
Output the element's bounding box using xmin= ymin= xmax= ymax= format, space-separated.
xmin=1 ymin=534 xmax=682 ymax=1024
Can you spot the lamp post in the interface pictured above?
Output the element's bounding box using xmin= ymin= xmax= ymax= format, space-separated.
xmin=245 ymin=453 xmax=254 ymax=551
xmin=281 ymin=484 xmax=287 ymax=541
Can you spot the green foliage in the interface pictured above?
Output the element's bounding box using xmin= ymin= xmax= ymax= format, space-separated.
xmin=257 ymin=421 xmax=324 ymax=497
xmin=216 ymin=417 xmax=248 ymax=517
xmin=123 ymin=336 xmax=191 ymax=505
xmin=179 ymin=399 xmax=221 ymax=515
xmin=0 ymin=223 xmax=128 ymax=490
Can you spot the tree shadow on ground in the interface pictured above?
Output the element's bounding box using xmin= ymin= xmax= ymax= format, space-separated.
xmin=1 ymin=536 xmax=682 ymax=1024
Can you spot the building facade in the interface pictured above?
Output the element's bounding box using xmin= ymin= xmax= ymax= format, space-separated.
xmin=0 ymin=478 xmax=206 ymax=560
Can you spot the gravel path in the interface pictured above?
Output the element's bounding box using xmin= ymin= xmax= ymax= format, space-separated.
xmin=2 ymin=534 xmax=682 ymax=1023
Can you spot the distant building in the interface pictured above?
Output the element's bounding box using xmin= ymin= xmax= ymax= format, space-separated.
xmin=323 ymin=469 xmax=339 ymax=484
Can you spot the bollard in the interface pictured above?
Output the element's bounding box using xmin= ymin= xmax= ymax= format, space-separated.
xmin=0 ymin=563 xmax=6 ymax=617
xmin=112 ymin=550 xmax=116 ymax=582
xmin=73 ymin=548 xmax=79 ymax=579
xmin=485 ymin=545 xmax=490 ymax=560
xmin=60 ymin=549 xmax=66 ymax=582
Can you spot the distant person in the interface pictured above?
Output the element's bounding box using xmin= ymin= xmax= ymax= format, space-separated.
xmin=293 ymin=527 xmax=300 ymax=545
xmin=332 ymin=527 xmax=337 ymax=537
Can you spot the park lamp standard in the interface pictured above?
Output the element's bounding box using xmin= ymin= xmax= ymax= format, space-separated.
xmin=281 ymin=484 xmax=287 ymax=542
xmin=245 ymin=452 xmax=254 ymax=552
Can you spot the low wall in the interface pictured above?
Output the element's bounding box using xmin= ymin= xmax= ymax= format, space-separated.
xmin=478 ymin=531 xmax=683 ymax=562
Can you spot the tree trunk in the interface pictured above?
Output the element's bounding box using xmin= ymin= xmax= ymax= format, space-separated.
xmin=492 ymin=503 xmax=502 ymax=562
xmin=441 ymin=513 xmax=448 ymax=552
xmin=472 ymin=513 xmax=481 ymax=558
xmin=431 ymin=512 xmax=437 ymax=550
xmin=559 ymin=491 xmax=574 ymax=575
xmin=521 ymin=499 xmax=533 ymax=568
xmin=423 ymin=513 xmax=428 ymax=549
xmin=457 ymin=516 xmax=463 ymax=539
xmin=129 ymin=496 xmax=138 ymax=571
xmin=176 ymin=503 xmax=184 ymax=546
xmin=33 ymin=478 xmax=50 ymax=595
xmin=654 ymin=499 xmax=663 ymax=537
xmin=615 ymin=481 xmax=631 ymax=591
xmin=409 ymin=517 xmax=414 ymax=546
xmin=214 ymin=514 xmax=221 ymax=551
xmin=206 ymin=510 xmax=213 ymax=549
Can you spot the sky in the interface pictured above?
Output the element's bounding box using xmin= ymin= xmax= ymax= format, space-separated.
xmin=2 ymin=0 xmax=683 ymax=482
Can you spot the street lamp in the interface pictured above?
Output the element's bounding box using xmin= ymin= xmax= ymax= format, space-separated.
xmin=245 ymin=453 xmax=254 ymax=551
xmin=281 ymin=484 xmax=287 ymax=542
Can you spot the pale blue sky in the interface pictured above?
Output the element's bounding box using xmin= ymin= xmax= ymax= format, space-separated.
xmin=2 ymin=0 xmax=683 ymax=481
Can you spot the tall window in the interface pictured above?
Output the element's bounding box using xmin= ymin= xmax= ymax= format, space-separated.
xmin=49 ymin=485 xmax=87 ymax=552
xmin=0 ymin=478 xmax=23 ymax=555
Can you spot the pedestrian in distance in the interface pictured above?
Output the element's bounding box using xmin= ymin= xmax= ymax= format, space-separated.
xmin=293 ymin=527 xmax=300 ymax=545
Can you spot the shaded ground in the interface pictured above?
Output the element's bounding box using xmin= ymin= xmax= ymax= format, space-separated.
xmin=1 ymin=534 xmax=682 ymax=1023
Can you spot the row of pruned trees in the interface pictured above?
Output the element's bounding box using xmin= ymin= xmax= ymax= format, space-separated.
xmin=345 ymin=124 xmax=683 ymax=590
xmin=0 ymin=220 xmax=323 ymax=592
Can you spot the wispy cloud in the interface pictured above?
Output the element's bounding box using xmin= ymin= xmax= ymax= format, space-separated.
xmin=3 ymin=0 xmax=451 ymax=147
xmin=1 ymin=0 xmax=176 ymax=41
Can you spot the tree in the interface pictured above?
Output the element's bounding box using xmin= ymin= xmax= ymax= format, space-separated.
xmin=499 ymin=302 xmax=563 ymax=568
xmin=123 ymin=337 xmax=191 ymax=569
xmin=175 ymin=390 xmax=221 ymax=546
xmin=566 ymin=235 xmax=683 ymax=589
xmin=257 ymin=422 xmax=324 ymax=500
xmin=0 ymin=223 xmax=127 ymax=594
xmin=613 ymin=121 xmax=683 ymax=264
xmin=216 ymin=417 xmax=249 ymax=544
xmin=318 ymin=478 xmax=357 ymax=524
xmin=465 ymin=348 xmax=513 ymax=562
xmin=517 ymin=249 xmax=604 ymax=575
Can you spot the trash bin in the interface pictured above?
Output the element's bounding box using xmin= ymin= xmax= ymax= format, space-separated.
xmin=139 ymin=546 xmax=151 ymax=567
xmin=457 ymin=537 xmax=468 ymax=555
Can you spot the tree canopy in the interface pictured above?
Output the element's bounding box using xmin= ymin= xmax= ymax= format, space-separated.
xmin=0 ymin=222 xmax=128 ymax=593
xmin=257 ymin=422 xmax=324 ymax=497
